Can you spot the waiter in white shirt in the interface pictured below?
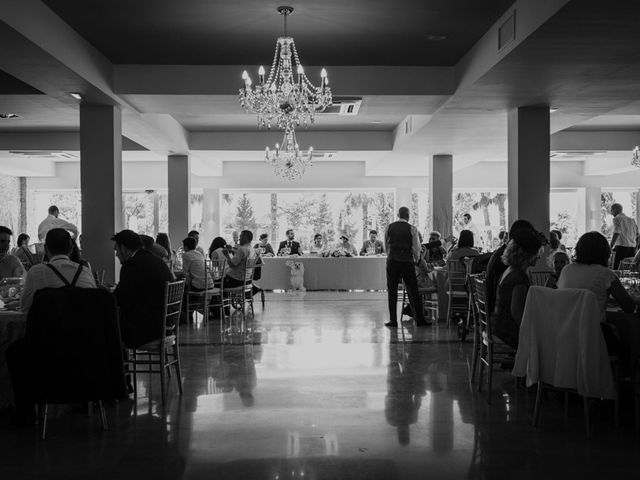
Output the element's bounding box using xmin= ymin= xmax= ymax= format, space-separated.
xmin=37 ymin=205 xmax=78 ymax=242
xmin=609 ymin=203 xmax=639 ymax=269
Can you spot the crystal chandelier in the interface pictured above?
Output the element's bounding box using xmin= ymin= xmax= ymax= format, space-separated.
xmin=633 ymin=146 xmax=640 ymax=168
xmin=239 ymin=6 xmax=332 ymax=130
xmin=265 ymin=128 xmax=313 ymax=180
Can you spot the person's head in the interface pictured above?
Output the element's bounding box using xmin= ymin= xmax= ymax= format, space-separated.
xmin=232 ymin=231 xmax=240 ymax=244
xmin=239 ymin=230 xmax=253 ymax=246
xmin=48 ymin=205 xmax=59 ymax=218
xmin=156 ymin=233 xmax=171 ymax=253
xmin=45 ymin=228 xmax=72 ymax=257
xmin=458 ymin=230 xmax=474 ymax=248
xmin=501 ymin=229 xmax=543 ymax=270
xmin=508 ymin=219 xmax=535 ymax=236
xmin=16 ymin=233 xmax=29 ymax=247
xmin=259 ymin=233 xmax=268 ymax=245
xmin=209 ymin=236 xmax=227 ymax=254
xmin=574 ymin=231 xmax=610 ymax=267
xmin=0 ymin=226 xmax=13 ymax=254
xmin=498 ymin=231 xmax=508 ymax=244
xmin=398 ymin=207 xmax=409 ymax=220
xmin=314 ymin=233 xmax=323 ymax=245
xmin=611 ymin=203 xmax=623 ymax=216
xmin=340 ymin=234 xmax=349 ymax=245
xmin=140 ymin=235 xmax=155 ymax=250
xmin=286 ymin=229 xmax=295 ymax=240
xmin=549 ymin=230 xmax=562 ymax=249
xmin=111 ymin=230 xmax=143 ymax=264
xmin=428 ymin=231 xmax=441 ymax=244
xmin=369 ymin=230 xmax=378 ymax=242
xmin=188 ymin=230 xmax=200 ymax=245
xmin=182 ymin=237 xmax=197 ymax=252
xmin=463 ymin=213 xmax=471 ymax=225
xmin=552 ymin=250 xmax=570 ymax=276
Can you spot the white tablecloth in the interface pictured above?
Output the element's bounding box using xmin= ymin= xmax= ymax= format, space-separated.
xmin=0 ymin=311 xmax=27 ymax=408
xmin=258 ymin=256 xmax=388 ymax=290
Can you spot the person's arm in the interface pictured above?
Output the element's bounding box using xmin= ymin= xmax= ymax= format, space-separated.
xmin=20 ymin=269 xmax=37 ymax=312
xmin=360 ymin=242 xmax=367 ymax=256
xmin=411 ymin=226 xmax=421 ymax=264
xmin=609 ymin=277 xmax=637 ymax=313
xmin=10 ymin=256 xmax=24 ymax=277
xmin=378 ymin=240 xmax=385 ymax=254
xmin=225 ymin=248 xmax=243 ymax=267
xmin=57 ymin=218 xmax=79 ymax=239
xmin=610 ymin=216 xmax=620 ymax=249
xmin=510 ymin=284 xmax=529 ymax=327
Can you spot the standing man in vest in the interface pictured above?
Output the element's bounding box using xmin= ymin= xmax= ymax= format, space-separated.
xmin=610 ymin=203 xmax=638 ymax=269
xmin=384 ymin=207 xmax=429 ymax=327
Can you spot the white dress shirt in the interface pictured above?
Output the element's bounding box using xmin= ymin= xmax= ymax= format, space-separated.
xmin=612 ymin=212 xmax=638 ymax=248
xmin=21 ymin=254 xmax=96 ymax=312
xmin=37 ymin=214 xmax=79 ymax=242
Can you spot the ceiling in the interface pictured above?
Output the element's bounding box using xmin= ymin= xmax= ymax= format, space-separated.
xmin=41 ymin=0 xmax=514 ymax=66
xmin=0 ymin=0 xmax=639 ymax=177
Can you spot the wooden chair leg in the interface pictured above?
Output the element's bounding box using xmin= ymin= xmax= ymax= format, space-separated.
xmin=159 ymin=350 xmax=167 ymax=408
xmin=41 ymin=404 xmax=49 ymax=440
xmin=132 ymin=351 xmax=138 ymax=400
xmin=98 ymin=401 xmax=108 ymax=431
xmin=477 ymin=357 xmax=485 ymax=392
xmin=532 ymin=382 xmax=543 ymax=426
xmin=486 ymin=344 xmax=493 ymax=404
xmin=173 ymin=345 xmax=183 ymax=395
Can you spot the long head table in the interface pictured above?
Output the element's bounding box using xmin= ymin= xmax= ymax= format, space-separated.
xmin=258 ymin=256 xmax=388 ymax=291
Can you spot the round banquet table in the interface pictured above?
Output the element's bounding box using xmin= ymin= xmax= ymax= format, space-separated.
xmin=0 ymin=310 xmax=27 ymax=408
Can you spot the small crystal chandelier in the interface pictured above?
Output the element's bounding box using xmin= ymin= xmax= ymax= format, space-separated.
xmin=633 ymin=146 xmax=640 ymax=168
xmin=239 ymin=6 xmax=332 ymax=130
xmin=265 ymin=128 xmax=313 ymax=180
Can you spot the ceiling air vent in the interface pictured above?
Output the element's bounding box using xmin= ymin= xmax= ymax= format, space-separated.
xmin=9 ymin=151 xmax=77 ymax=159
xmin=320 ymin=97 xmax=362 ymax=116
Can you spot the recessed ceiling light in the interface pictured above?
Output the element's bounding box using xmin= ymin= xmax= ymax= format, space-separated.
xmin=69 ymin=92 xmax=84 ymax=100
xmin=371 ymin=120 xmax=382 ymax=124
xmin=427 ymin=35 xmax=447 ymax=41
xmin=0 ymin=113 xmax=20 ymax=119
xmin=550 ymin=107 xmax=559 ymax=113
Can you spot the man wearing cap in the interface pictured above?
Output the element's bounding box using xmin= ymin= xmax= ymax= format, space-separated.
xmin=112 ymin=229 xmax=174 ymax=348
xmin=360 ymin=230 xmax=385 ymax=256
xmin=277 ymin=229 xmax=302 ymax=256
xmin=334 ymin=234 xmax=358 ymax=257
xmin=384 ymin=207 xmax=429 ymax=327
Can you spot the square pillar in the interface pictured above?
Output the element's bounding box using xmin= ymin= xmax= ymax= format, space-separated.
xmin=80 ymin=104 xmax=123 ymax=284
xmin=168 ymin=154 xmax=191 ymax=248
xmin=585 ymin=186 xmax=601 ymax=232
xmin=508 ymin=107 xmax=550 ymax=236
xmin=430 ymin=154 xmax=453 ymax=237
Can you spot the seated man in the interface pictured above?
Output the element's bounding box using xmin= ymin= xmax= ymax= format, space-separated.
xmin=20 ymin=228 xmax=96 ymax=312
xmin=0 ymin=226 xmax=23 ymax=280
xmin=360 ymin=230 xmax=385 ymax=256
xmin=113 ymin=230 xmax=174 ymax=349
xmin=277 ymin=229 xmax=302 ymax=256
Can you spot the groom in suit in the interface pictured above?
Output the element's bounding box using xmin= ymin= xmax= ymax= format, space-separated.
xmin=277 ymin=229 xmax=302 ymax=256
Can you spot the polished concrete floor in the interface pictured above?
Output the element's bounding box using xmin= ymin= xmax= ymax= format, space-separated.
xmin=1 ymin=291 xmax=639 ymax=480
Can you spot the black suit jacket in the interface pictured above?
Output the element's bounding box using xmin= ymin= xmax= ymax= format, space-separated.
xmin=277 ymin=240 xmax=301 ymax=255
xmin=115 ymin=249 xmax=175 ymax=348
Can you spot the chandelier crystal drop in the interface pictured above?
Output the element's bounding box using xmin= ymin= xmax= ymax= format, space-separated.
xmin=265 ymin=128 xmax=313 ymax=181
xmin=633 ymin=146 xmax=640 ymax=168
xmin=238 ymin=6 xmax=332 ymax=130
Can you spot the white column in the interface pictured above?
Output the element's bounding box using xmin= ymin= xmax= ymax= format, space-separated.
xmin=201 ymin=187 xmax=220 ymax=249
xmin=429 ymin=154 xmax=453 ymax=237
xmin=80 ymin=104 xmax=123 ymax=284
xmin=168 ymin=154 xmax=191 ymax=248
xmin=508 ymin=106 xmax=550 ymax=237
xmin=585 ymin=186 xmax=601 ymax=232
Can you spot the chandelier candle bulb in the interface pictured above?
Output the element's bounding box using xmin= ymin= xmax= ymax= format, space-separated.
xmin=258 ymin=66 xmax=265 ymax=84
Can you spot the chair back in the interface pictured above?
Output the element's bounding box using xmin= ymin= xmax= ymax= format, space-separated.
xmin=208 ymin=258 xmax=227 ymax=284
xmin=471 ymin=274 xmax=490 ymax=336
xmin=619 ymin=257 xmax=637 ymax=274
xmin=243 ymin=258 xmax=257 ymax=287
xmin=27 ymin=287 xmax=127 ymax=404
xmin=513 ymin=286 xmax=615 ymax=399
xmin=529 ymin=270 xmax=553 ymax=287
xmin=447 ymin=258 xmax=467 ymax=293
xmin=163 ymin=280 xmax=185 ymax=342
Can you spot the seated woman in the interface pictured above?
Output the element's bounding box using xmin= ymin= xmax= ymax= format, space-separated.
xmin=332 ymin=235 xmax=358 ymax=257
xmin=447 ymin=230 xmax=480 ymax=261
xmin=544 ymin=250 xmax=570 ymax=289
xmin=253 ymin=233 xmax=275 ymax=257
xmin=222 ymin=230 xmax=257 ymax=288
xmin=310 ymin=233 xmax=330 ymax=257
xmin=558 ymin=231 xmax=640 ymax=355
xmin=12 ymin=233 xmax=41 ymax=271
xmin=492 ymin=229 xmax=543 ymax=350
xmin=209 ymin=236 xmax=228 ymax=262
xmin=156 ymin=233 xmax=176 ymax=271
xmin=182 ymin=237 xmax=212 ymax=292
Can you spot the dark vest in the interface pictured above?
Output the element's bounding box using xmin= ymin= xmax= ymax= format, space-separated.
xmin=387 ymin=221 xmax=413 ymax=262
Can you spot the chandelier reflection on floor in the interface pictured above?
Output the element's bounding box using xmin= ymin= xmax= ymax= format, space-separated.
xmin=633 ymin=146 xmax=640 ymax=168
xmin=265 ymin=128 xmax=313 ymax=180
xmin=238 ymin=6 xmax=332 ymax=131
